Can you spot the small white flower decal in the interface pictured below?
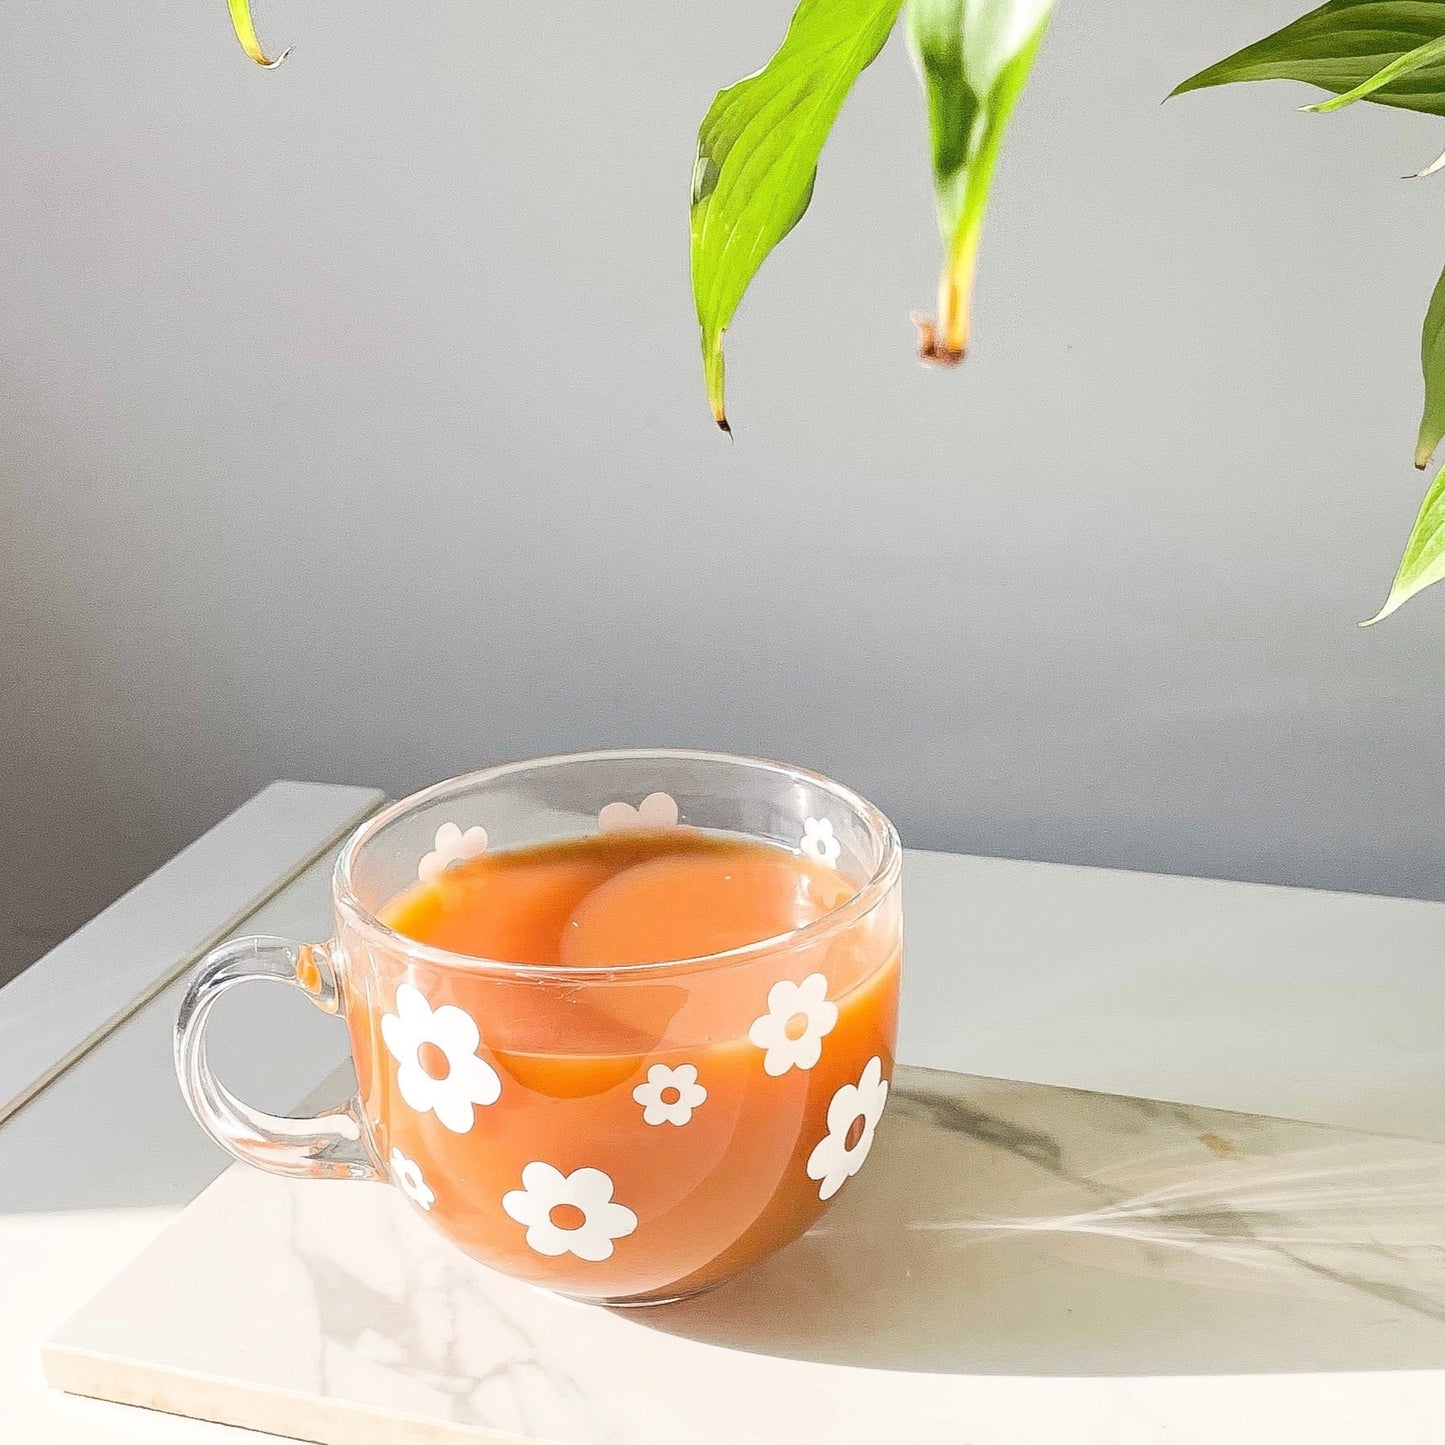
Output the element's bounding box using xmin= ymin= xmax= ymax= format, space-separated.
xmin=389 ymin=1147 xmax=435 ymax=1211
xmin=632 ymin=1062 xmax=708 ymax=1127
xmin=502 ymin=1162 xmax=639 ymax=1262
xmin=381 ymin=983 xmax=501 ymax=1134
xmin=418 ymin=821 xmax=489 ymax=882
xmin=800 ymin=816 xmax=841 ymax=867
xmin=597 ymin=791 xmax=680 ymax=834
xmin=807 ymin=1055 xmax=889 ymax=1201
xmin=747 ymin=972 xmax=838 ymax=1077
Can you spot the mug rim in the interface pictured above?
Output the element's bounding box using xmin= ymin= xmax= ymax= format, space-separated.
xmin=333 ymin=747 xmax=903 ymax=979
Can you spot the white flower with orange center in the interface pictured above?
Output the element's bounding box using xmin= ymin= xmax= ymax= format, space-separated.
xmin=748 ymin=972 xmax=838 ymax=1076
xmin=389 ymin=1148 xmax=435 ymax=1211
xmin=502 ymin=1163 xmax=638 ymax=1262
xmin=632 ymin=1062 xmax=708 ymax=1126
xmin=807 ymin=1055 xmax=889 ymax=1201
xmin=381 ymin=983 xmax=501 ymax=1133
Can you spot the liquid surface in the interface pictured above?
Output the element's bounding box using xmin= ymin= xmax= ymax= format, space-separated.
xmin=380 ymin=829 xmax=855 ymax=966
xmin=355 ymin=828 xmax=900 ymax=1302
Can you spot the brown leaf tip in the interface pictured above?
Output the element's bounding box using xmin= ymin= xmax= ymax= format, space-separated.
xmin=912 ymin=313 xmax=965 ymax=368
xmin=716 ymin=415 xmax=733 ymax=437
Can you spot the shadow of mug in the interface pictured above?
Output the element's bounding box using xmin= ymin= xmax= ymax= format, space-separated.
xmin=630 ymin=1067 xmax=1445 ymax=1376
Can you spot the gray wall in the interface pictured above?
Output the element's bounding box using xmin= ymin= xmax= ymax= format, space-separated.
xmin=6 ymin=1 xmax=1445 ymax=976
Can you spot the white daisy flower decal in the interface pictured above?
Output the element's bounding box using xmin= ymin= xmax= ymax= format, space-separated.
xmin=418 ymin=821 xmax=489 ymax=882
xmin=631 ymin=1062 xmax=707 ymax=1127
xmin=597 ymin=790 xmax=680 ymax=834
xmin=747 ymin=972 xmax=838 ymax=1077
xmin=800 ymin=816 xmax=841 ymax=867
xmin=807 ymin=1055 xmax=890 ymax=1201
xmin=381 ymin=983 xmax=501 ymax=1133
xmin=501 ymin=1162 xmax=638 ymax=1262
xmin=389 ymin=1148 xmax=435 ymax=1211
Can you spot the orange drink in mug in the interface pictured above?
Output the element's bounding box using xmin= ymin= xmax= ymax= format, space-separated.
xmin=177 ymin=751 xmax=902 ymax=1304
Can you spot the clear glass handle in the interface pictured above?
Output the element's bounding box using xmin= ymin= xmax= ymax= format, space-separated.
xmin=174 ymin=934 xmax=384 ymax=1181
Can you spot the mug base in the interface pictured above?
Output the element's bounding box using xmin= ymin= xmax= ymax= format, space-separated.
xmin=585 ymin=1279 xmax=728 ymax=1309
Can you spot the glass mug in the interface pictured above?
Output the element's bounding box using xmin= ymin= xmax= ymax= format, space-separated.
xmin=175 ymin=750 xmax=903 ymax=1305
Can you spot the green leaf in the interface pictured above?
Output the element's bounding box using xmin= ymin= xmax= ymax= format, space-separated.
xmin=1417 ymin=262 xmax=1445 ymax=467
xmin=227 ymin=0 xmax=291 ymax=67
xmin=690 ymin=0 xmax=904 ymax=429
xmin=1362 ymin=461 xmax=1445 ymax=622
xmin=906 ymin=0 xmax=1054 ymax=363
xmin=1302 ymin=32 xmax=1445 ymax=110
xmin=1172 ymin=0 xmax=1445 ymax=117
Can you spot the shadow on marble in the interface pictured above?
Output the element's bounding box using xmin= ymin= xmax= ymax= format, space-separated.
xmin=635 ymin=1068 xmax=1445 ymax=1376
xmin=45 ymin=1066 xmax=1445 ymax=1445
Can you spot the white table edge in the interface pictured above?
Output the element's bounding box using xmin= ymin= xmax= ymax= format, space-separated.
xmin=0 ymin=781 xmax=385 ymax=1125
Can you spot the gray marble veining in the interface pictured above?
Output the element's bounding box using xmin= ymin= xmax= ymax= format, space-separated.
xmin=45 ymin=1066 xmax=1445 ymax=1443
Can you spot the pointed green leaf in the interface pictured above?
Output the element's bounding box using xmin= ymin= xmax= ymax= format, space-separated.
xmin=1173 ymin=0 xmax=1445 ymax=117
xmin=1302 ymin=33 xmax=1445 ymax=110
xmin=690 ymin=0 xmax=904 ymax=429
xmin=906 ymin=0 xmax=1053 ymax=362
xmin=1363 ymin=462 xmax=1445 ymax=622
xmin=1417 ymin=262 xmax=1445 ymax=468
xmin=908 ymin=0 xmax=980 ymax=246
xmin=227 ymin=0 xmax=291 ymax=67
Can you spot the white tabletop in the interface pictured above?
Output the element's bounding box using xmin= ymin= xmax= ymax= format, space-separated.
xmin=4 ymin=782 xmax=1445 ymax=1443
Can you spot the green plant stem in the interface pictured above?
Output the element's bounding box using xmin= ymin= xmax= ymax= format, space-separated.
xmin=703 ymin=337 xmax=730 ymax=433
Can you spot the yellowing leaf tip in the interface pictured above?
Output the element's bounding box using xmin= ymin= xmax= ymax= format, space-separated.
xmin=228 ymin=0 xmax=291 ymax=68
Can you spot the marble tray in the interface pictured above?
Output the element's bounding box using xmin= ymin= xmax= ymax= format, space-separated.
xmin=44 ymin=1065 xmax=1445 ymax=1443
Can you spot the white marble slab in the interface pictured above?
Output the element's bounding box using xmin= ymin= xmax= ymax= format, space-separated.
xmin=44 ymin=1066 xmax=1445 ymax=1444
xmin=0 ymin=781 xmax=382 ymax=1125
